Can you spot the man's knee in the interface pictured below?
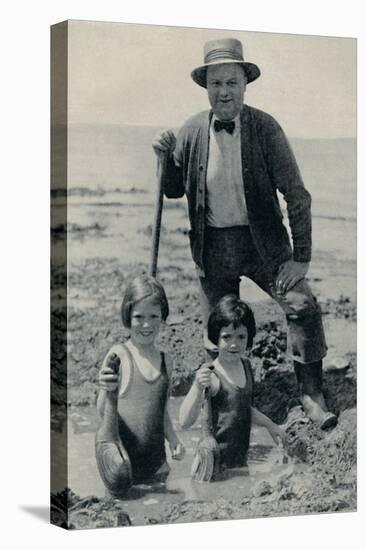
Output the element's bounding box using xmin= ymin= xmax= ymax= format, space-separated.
xmin=285 ymin=288 xmax=320 ymax=320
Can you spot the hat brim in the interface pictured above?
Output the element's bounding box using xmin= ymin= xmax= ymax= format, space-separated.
xmin=191 ymin=60 xmax=260 ymax=88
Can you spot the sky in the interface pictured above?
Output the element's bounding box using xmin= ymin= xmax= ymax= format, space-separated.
xmin=67 ymin=20 xmax=356 ymax=139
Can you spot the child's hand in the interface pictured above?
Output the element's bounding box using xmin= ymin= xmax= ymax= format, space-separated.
xmin=267 ymin=423 xmax=287 ymax=449
xmin=195 ymin=363 xmax=214 ymax=391
xmin=169 ymin=441 xmax=186 ymax=461
xmin=99 ymin=353 xmax=120 ymax=391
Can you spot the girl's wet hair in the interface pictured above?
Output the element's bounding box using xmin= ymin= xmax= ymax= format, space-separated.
xmin=121 ymin=274 xmax=169 ymax=328
xmin=207 ymin=294 xmax=256 ymax=348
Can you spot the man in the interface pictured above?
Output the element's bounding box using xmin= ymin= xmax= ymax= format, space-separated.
xmin=152 ymin=38 xmax=336 ymax=429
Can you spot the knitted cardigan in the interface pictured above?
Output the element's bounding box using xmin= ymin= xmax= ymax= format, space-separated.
xmin=162 ymin=104 xmax=312 ymax=276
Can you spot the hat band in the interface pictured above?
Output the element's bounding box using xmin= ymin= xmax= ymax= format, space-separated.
xmin=204 ymin=48 xmax=244 ymax=64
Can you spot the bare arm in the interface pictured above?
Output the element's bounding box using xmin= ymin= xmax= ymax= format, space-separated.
xmin=164 ymin=407 xmax=179 ymax=447
xmin=179 ymin=365 xmax=218 ymax=429
xmin=97 ymin=389 xmax=107 ymax=420
xmin=251 ymin=407 xmax=274 ymax=429
xmin=163 ymin=355 xmax=178 ymax=445
xmin=251 ymin=407 xmax=287 ymax=447
xmin=163 ymin=354 xmax=185 ymax=459
xmin=179 ymin=380 xmax=205 ymax=429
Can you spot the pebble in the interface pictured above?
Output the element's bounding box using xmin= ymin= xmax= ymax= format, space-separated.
xmin=253 ymin=480 xmax=272 ymax=498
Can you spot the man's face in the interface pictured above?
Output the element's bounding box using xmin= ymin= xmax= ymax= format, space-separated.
xmin=206 ymin=63 xmax=247 ymax=121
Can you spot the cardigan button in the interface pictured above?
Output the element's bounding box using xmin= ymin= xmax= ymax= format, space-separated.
xmin=199 ymin=165 xmax=204 ymax=171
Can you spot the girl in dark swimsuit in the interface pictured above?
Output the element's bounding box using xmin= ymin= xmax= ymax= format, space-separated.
xmin=180 ymin=295 xmax=286 ymax=474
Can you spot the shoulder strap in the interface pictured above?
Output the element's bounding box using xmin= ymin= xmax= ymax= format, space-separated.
xmin=241 ymin=358 xmax=254 ymax=391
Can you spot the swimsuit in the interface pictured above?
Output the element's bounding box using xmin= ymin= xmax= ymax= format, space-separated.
xmin=117 ymin=352 xmax=169 ymax=482
xmin=210 ymin=359 xmax=254 ymax=468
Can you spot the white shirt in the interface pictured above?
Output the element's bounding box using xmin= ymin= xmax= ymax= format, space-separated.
xmin=206 ymin=114 xmax=248 ymax=227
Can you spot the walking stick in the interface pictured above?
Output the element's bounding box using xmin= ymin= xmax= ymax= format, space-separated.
xmin=149 ymin=154 xmax=168 ymax=277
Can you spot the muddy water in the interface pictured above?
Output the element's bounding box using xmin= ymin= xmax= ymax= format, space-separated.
xmin=65 ymin=397 xmax=303 ymax=525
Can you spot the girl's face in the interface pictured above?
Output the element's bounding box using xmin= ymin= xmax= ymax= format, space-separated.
xmin=130 ymin=296 xmax=162 ymax=347
xmin=217 ymin=323 xmax=248 ymax=362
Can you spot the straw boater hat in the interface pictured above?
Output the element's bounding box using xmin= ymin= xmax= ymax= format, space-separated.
xmin=191 ymin=38 xmax=260 ymax=89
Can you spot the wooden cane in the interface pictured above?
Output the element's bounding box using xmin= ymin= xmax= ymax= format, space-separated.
xmin=149 ymin=154 xmax=168 ymax=277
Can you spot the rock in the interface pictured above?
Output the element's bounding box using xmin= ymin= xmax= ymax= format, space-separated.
xmin=253 ymin=480 xmax=273 ymax=498
xmin=115 ymin=512 xmax=132 ymax=526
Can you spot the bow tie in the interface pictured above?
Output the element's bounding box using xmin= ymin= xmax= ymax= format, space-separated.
xmin=214 ymin=119 xmax=235 ymax=134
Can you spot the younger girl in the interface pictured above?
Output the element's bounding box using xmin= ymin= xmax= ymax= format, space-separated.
xmin=96 ymin=274 xmax=184 ymax=497
xmin=180 ymin=295 xmax=286 ymax=473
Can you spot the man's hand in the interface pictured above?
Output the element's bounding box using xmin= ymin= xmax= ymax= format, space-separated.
xmin=99 ymin=353 xmax=120 ymax=391
xmin=276 ymin=260 xmax=309 ymax=294
xmin=152 ymin=129 xmax=177 ymax=159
